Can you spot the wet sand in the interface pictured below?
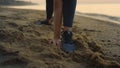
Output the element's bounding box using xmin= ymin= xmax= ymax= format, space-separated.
xmin=0 ymin=7 xmax=120 ymax=68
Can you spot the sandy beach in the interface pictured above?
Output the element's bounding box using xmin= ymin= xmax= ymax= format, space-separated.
xmin=0 ymin=7 xmax=120 ymax=68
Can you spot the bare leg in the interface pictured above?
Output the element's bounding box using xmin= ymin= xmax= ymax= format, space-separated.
xmin=51 ymin=0 xmax=62 ymax=47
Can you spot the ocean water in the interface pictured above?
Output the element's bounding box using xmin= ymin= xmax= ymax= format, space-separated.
xmin=4 ymin=0 xmax=120 ymax=17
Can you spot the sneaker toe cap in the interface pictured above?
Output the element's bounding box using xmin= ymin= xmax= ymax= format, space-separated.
xmin=62 ymin=43 xmax=75 ymax=53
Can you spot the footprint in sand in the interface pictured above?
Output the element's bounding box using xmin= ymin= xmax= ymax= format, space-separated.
xmin=83 ymin=28 xmax=101 ymax=32
xmin=7 ymin=22 xmax=19 ymax=28
xmin=18 ymin=25 xmax=41 ymax=37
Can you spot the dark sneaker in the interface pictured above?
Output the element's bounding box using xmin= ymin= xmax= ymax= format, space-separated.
xmin=35 ymin=20 xmax=51 ymax=25
xmin=61 ymin=31 xmax=75 ymax=53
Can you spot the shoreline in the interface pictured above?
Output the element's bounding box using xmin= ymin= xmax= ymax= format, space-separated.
xmin=76 ymin=12 xmax=120 ymax=25
xmin=2 ymin=6 xmax=120 ymax=24
xmin=1 ymin=6 xmax=120 ymax=24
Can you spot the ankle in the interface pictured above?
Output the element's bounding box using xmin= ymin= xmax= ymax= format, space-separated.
xmin=54 ymin=36 xmax=60 ymax=40
xmin=53 ymin=38 xmax=60 ymax=42
xmin=47 ymin=18 xmax=53 ymax=24
xmin=63 ymin=26 xmax=72 ymax=32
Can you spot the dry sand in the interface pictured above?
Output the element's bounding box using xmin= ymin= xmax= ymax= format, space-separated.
xmin=0 ymin=7 xmax=120 ymax=68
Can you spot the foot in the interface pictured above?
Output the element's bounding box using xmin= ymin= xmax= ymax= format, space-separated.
xmin=35 ymin=19 xmax=52 ymax=25
xmin=50 ymin=39 xmax=61 ymax=49
xmin=61 ymin=31 xmax=75 ymax=53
